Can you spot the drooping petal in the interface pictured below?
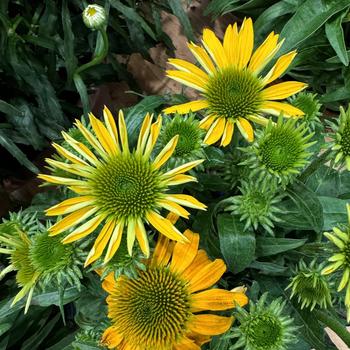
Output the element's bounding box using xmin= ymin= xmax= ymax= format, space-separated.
xmin=165 ymin=174 xmax=197 ymax=186
xmin=104 ymin=221 xmax=124 ymax=263
xmin=135 ymin=220 xmax=149 ymax=257
xmin=220 ymin=120 xmax=234 ymax=146
xmin=236 ymin=118 xmax=254 ymax=142
xmin=260 ymin=101 xmax=305 ymax=117
xmin=189 ymin=315 xmax=233 ymax=336
xmin=203 ymin=117 xmax=226 ymax=145
xmin=158 ymin=199 xmax=190 ymax=218
xmin=165 ymin=194 xmax=207 ymax=210
xmin=163 ymin=100 xmax=209 ymax=115
xmin=150 ymin=234 xmax=173 ymax=268
xmin=262 ymin=81 xmax=307 ymax=100
xmin=166 ymin=70 xmax=207 ymax=91
xmin=46 ymin=196 xmax=95 ymax=216
xmin=199 ymin=115 xmax=217 ymax=130
xmin=170 ymin=230 xmax=199 ymax=274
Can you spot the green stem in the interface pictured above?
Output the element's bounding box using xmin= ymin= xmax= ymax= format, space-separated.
xmin=75 ymin=29 xmax=109 ymax=75
xmin=314 ymin=309 xmax=350 ymax=347
xmin=298 ymin=148 xmax=332 ymax=182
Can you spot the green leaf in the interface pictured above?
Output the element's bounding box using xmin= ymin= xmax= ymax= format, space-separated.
xmin=109 ymin=0 xmax=156 ymax=40
xmin=318 ymin=196 xmax=348 ymax=230
xmin=31 ymin=287 xmax=82 ymax=307
xmin=73 ymin=73 xmax=90 ymax=117
xmin=0 ymin=99 xmax=23 ymax=116
xmin=167 ymin=0 xmax=195 ymax=41
xmin=217 ymin=214 xmax=256 ymax=273
xmin=0 ymin=129 xmax=39 ymax=173
xmin=62 ymin=0 xmax=78 ymax=83
xmin=325 ymin=11 xmax=349 ymax=66
xmin=278 ymin=0 xmax=350 ymax=56
xmin=249 ymin=261 xmax=288 ymax=274
xmin=256 ymin=237 xmax=307 ymax=257
xmin=285 ymin=180 xmax=324 ymax=232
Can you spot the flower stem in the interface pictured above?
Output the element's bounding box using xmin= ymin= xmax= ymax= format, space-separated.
xmin=298 ymin=148 xmax=332 ymax=183
xmin=314 ymin=309 xmax=350 ymax=347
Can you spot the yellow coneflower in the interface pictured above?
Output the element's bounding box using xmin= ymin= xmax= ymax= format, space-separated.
xmin=164 ymin=18 xmax=307 ymax=146
xmin=100 ymin=229 xmax=248 ymax=350
xmin=38 ymin=108 xmax=206 ymax=267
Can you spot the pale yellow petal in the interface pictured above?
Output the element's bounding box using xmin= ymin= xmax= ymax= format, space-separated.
xmin=52 ymin=143 xmax=88 ymax=166
xmin=236 ymin=118 xmax=254 ymax=142
xmin=168 ymin=58 xmax=209 ymax=81
xmin=135 ymin=220 xmax=149 ymax=257
xmin=136 ymin=113 xmax=152 ymax=155
xmin=203 ymin=117 xmax=226 ymax=145
xmin=165 ymin=194 xmax=207 ymax=210
xmin=38 ymin=174 xmax=86 ymax=186
xmin=153 ymin=135 xmax=178 ymax=170
xmin=46 ymin=196 xmax=95 ymax=216
xmin=260 ymin=101 xmax=305 ymax=117
xmin=127 ymin=219 xmax=136 ymax=256
xmin=144 ymin=115 xmax=162 ymax=157
xmin=220 ymin=120 xmax=234 ymax=146
xmin=118 ymin=110 xmax=129 ymax=154
xmin=158 ymin=199 xmax=190 ymax=219
xmin=165 ymin=174 xmax=197 ymax=186
xmin=166 ymin=70 xmax=207 ymax=92
xmin=199 ymin=115 xmax=217 ymax=130
xmin=163 ymin=159 xmax=204 ymax=177
xmin=188 ymin=42 xmax=216 ymax=75
xmin=103 ymin=106 xmax=120 ymax=150
xmin=104 ymin=221 xmax=124 ymax=263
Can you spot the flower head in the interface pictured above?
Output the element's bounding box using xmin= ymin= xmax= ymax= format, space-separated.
xmin=329 ymin=104 xmax=350 ymax=171
xmin=0 ymin=212 xmax=84 ymax=313
xmin=100 ymin=230 xmax=248 ymax=350
xmin=83 ymin=4 xmax=107 ymax=30
xmin=287 ymin=260 xmax=332 ymax=311
xmin=164 ymin=18 xmax=307 ymax=146
xmin=322 ymin=203 xmax=350 ymax=320
xmin=241 ymin=117 xmax=314 ymax=185
xmin=225 ymin=180 xmax=283 ymax=234
xmin=38 ymin=108 xmax=206 ymax=267
xmin=289 ymin=92 xmax=322 ymax=128
xmin=157 ymin=114 xmax=205 ymax=168
xmin=230 ymin=293 xmax=297 ymax=350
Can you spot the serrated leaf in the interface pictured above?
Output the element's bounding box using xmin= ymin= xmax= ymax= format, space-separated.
xmin=217 ymin=214 xmax=256 ymax=273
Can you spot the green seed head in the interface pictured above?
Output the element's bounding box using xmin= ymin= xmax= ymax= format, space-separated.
xmin=205 ymin=67 xmax=263 ymax=120
xmin=89 ymin=154 xmax=164 ymax=220
xmin=107 ymin=267 xmax=191 ymax=349
xmin=287 ymin=260 xmax=332 ymax=310
xmin=241 ymin=117 xmax=314 ymax=185
xmin=230 ymin=293 xmax=297 ymax=350
xmin=225 ymin=180 xmax=283 ymax=235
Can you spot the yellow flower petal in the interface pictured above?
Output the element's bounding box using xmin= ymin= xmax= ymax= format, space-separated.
xmin=62 ymin=214 xmax=105 ymax=244
xmin=166 ymin=70 xmax=207 ymax=92
xmin=262 ymin=81 xmax=308 ymax=100
xmin=136 ymin=112 xmax=152 ymax=154
xmin=38 ymin=174 xmax=86 ymax=186
xmin=153 ymin=135 xmax=178 ymax=170
xmin=220 ymin=120 xmax=234 ymax=147
xmin=118 ymin=110 xmax=129 ymax=154
xmin=146 ymin=211 xmax=187 ymax=242
xmin=199 ymin=115 xmax=217 ymax=130
xmin=84 ymin=219 xmax=116 ymax=266
xmin=127 ymin=219 xmax=136 ymax=256
xmin=237 ymin=17 xmax=254 ymax=68
xmin=236 ymin=118 xmax=254 ymax=142
xmin=166 ymin=174 xmax=197 ymax=186
xmin=182 ymin=250 xmax=211 ymax=281
xmin=49 ymin=206 xmax=98 ymax=236
xmin=170 ymin=230 xmax=199 ymax=274
xmin=135 ymin=220 xmax=149 ymax=257
xmin=338 ymin=268 xmax=350 ymax=292
xmin=322 ymin=261 xmax=343 ymax=275
xmin=165 ymin=194 xmax=207 ymax=210
xmin=46 ymin=196 xmax=95 ymax=216
xmin=103 ymin=106 xmax=120 ymax=150
xmin=163 ymin=159 xmax=204 ymax=177
xmin=248 ymin=32 xmax=280 ymax=74
xmin=150 ymin=234 xmax=173 ymax=268
xmin=191 ymin=289 xmax=248 ymax=311
xmin=188 ymin=259 xmax=226 ymax=293
xmin=203 ymin=117 xmax=226 ymax=145
xmin=189 ymin=314 xmax=233 ymax=336
xmin=263 ymin=50 xmax=297 ymax=85
xmin=89 ymin=113 xmax=118 ymax=155
xmin=163 ymin=100 xmax=209 ymax=115
xmin=52 ymin=143 xmax=88 ymax=166
xmin=144 ymin=115 xmax=162 ymax=157
xmin=202 ymin=28 xmax=228 ymax=68
xmin=104 ymin=221 xmax=124 ymax=264
xmin=158 ymin=199 xmax=190 ymax=219
xmin=260 ymin=101 xmax=305 ymax=117
xmin=223 ymin=24 xmax=238 ymax=65
xmin=188 ymin=42 xmax=216 ymax=75
xmin=325 ymin=232 xmax=345 ymax=249
xmin=247 ymin=114 xmax=270 ymax=126
xmin=45 ymin=158 xmax=92 ymax=178
xmin=101 ymin=326 xmax=124 ymax=348
xmin=174 ymin=337 xmax=201 ymax=350
xmin=168 ymin=58 xmax=209 ymax=81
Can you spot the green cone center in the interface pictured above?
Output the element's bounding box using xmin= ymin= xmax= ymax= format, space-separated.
xmin=90 ymin=155 xmax=163 ymax=220
xmin=109 ymin=268 xmax=191 ymax=349
xmin=205 ymin=67 xmax=263 ymax=120
xmin=259 ymin=129 xmax=302 ymax=172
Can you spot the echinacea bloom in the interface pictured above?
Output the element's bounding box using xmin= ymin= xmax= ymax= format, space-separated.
xmin=38 ymin=108 xmax=206 ymax=266
xmin=322 ymin=203 xmax=350 ymax=320
xmin=101 ymin=229 xmax=248 ymax=350
xmin=82 ymin=4 xmax=107 ymax=29
xmin=164 ymin=18 xmax=307 ymax=146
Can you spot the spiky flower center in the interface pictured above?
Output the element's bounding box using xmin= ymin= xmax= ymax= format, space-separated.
xmin=108 ymin=267 xmax=191 ymax=349
xmin=163 ymin=121 xmax=200 ymax=157
xmin=89 ymin=155 xmax=164 ymax=219
xmin=340 ymin=121 xmax=350 ymax=156
xmin=291 ymin=93 xmax=320 ymax=121
xmin=259 ymin=128 xmax=302 ymax=172
xmin=205 ymin=67 xmax=263 ymax=120
xmin=243 ymin=313 xmax=283 ymax=348
xmin=29 ymin=233 xmax=73 ymax=273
